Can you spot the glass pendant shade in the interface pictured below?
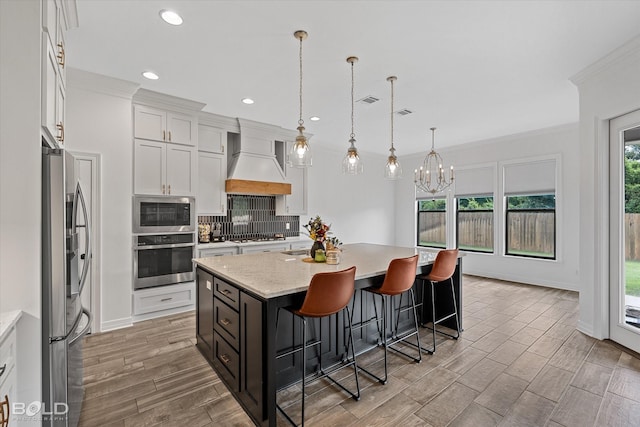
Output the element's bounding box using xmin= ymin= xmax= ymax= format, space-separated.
xmin=288 ymin=30 xmax=312 ymax=168
xmin=384 ymin=147 xmax=402 ymax=179
xmin=342 ymin=138 xmax=363 ymax=174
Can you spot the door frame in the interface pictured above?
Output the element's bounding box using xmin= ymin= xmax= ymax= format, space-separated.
xmin=609 ymin=110 xmax=640 ymax=354
xmin=70 ymin=151 xmax=101 ymax=333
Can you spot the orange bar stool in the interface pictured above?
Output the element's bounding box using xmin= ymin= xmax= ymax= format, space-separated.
xmin=418 ymin=249 xmax=460 ymax=353
xmin=357 ymin=255 xmax=421 ymax=384
xmin=275 ymin=266 xmax=360 ymax=426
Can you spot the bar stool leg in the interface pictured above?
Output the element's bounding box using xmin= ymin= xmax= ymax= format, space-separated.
xmin=431 ymin=280 xmax=437 ymax=352
xmin=345 ymin=306 xmax=361 ymax=400
xmin=301 ymin=316 xmax=307 ymax=426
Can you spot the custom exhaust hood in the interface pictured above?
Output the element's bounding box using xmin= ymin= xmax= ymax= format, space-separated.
xmin=225 ymin=119 xmax=298 ymax=195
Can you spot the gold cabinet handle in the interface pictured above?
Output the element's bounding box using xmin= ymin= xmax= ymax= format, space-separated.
xmin=220 ymin=318 xmax=231 ymax=326
xmin=221 ymin=289 xmax=232 ymax=296
xmin=162 ymin=184 xmax=166 ymax=194
xmin=168 ymin=131 xmax=172 ymax=142
xmin=56 ymin=122 xmax=64 ymax=143
xmin=162 ymin=130 xmax=166 ymax=141
xmin=160 ymin=297 xmax=173 ymax=302
xmin=168 ymin=184 xmax=171 ymax=194
xmin=57 ymin=42 xmax=65 ymax=68
xmin=220 ymin=354 xmax=230 ymax=364
xmin=221 ymin=144 xmax=224 ymax=153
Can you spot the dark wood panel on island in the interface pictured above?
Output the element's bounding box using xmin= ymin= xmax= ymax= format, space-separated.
xmin=194 ymin=243 xmax=462 ymax=426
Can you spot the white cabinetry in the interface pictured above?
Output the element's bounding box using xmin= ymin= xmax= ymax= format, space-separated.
xmin=133 ymin=282 xmax=195 ymax=320
xmin=276 ymin=141 xmax=308 ymax=215
xmin=0 ymin=316 xmax=18 ymax=423
xmin=198 ymin=151 xmax=227 ymax=215
xmin=41 ymin=0 xmax=70 ymax=147
xmin=134 ymin=139 xmax=196 ymax=196
xmin=198 ymin=123 xmax=226 ymax=154
xmin=239 ymin=242 xmax=290 ymax=255
xmin=134 ymin=105 xmax=197 ymax=146
xmin=199 ymin=246 xmax=238 ymax=257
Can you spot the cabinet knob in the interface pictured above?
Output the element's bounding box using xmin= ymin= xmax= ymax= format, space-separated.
xmin=221 ymin=145 xmax=224 ymax=153
xmin=57 ymin=42 xmax=65 ymax=68
xmin=220 ymin=318 xmax=231 ymax=326
xmin=56 ymin=122 xmax=64 ymax=143
xmin=220 ymin=354 xmax=230 ymax=364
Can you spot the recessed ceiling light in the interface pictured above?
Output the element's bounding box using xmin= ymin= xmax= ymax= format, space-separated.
xmin=310 ymin=116 xmax=320 ymax=121
xmin=241 ymin=98 xmax=255 ymax=105
xmin=142 ymin=71 xmax=159 ymax=80
xmin=159 ymin=9 xmax=183 ymax=26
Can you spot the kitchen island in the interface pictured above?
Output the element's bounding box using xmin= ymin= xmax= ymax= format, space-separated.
xmin=193 ymin=243 xmax=462 ymax=426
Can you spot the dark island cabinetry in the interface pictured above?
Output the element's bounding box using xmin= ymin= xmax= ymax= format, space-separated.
xmin=196 ymin=267 xmax=266 ymax=424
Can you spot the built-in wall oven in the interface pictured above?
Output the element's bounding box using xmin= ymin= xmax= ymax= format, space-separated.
xmin=133 ymin=195 xmax=195 ymax=234
xmin=133 ymin=233 xmax=195 ymax=290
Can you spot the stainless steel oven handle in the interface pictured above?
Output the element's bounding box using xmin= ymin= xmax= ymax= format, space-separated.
xmin=134 ymin=243 xmax=195 ymax=250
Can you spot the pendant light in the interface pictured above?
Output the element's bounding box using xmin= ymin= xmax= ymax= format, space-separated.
xmin=288 ymin=30 xmax=312 ymax=168
xmin=414 ymin=127 xmax=454 ymax=194
xmin=384 ymin=76 xmax=402 ymax=179
xmin=342 ymin=56 xmax=363 ymax=174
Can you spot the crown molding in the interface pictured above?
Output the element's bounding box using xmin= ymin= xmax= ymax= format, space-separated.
xmin=570 ymin=34 xmax=640 ymax=87
xmin=67 ymin=68 xmax=139 ymax=99
xmin=133 ymin=88 xmax=206 ymax=113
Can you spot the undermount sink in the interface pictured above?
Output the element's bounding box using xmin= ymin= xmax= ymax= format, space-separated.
xmin=281 ymin=249 xmax=309 ymax=256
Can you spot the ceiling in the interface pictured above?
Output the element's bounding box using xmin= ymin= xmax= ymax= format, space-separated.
xmin=66 ymin=0 xmax=640 ymax=155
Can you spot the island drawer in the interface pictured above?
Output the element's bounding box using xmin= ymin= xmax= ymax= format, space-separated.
xmin=214 ymin=277 xmax=240 ymax=311
xmin=213 ymin=297 xmax=240 ymax=351
xmin=213 ymin=331 xmax=239 ymax=392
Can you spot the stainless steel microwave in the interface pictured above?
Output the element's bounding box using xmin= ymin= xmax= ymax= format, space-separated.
xmin=133 ymin=196 xmax=196 ymax=234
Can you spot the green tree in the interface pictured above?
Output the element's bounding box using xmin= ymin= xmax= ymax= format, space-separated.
xmin=625 ymin=150 xmax=640 ymax=213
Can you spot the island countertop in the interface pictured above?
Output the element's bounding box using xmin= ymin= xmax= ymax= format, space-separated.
xmin=193 ymin=243 xmax=442 ymax=299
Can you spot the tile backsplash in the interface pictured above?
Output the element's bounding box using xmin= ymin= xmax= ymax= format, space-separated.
xmin=198 ymin=195 xmax=299 ymax=240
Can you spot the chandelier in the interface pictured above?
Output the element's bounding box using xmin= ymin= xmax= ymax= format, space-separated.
xmin=288 ymin=30 xmax=312 ymax=168
xmin=414 ymin=127 xmax=454 ymax=194
xmin=342 ymin=56 xmax=363 ymax=175
xmin=384 ymin=76 xmax=402 ymax=179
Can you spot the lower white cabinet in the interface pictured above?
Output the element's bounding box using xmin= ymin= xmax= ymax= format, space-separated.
xmin=239 ymin=242 xmax=290 ymax=255
xmin=0 ymin=319 xmax=17 ymax=424
xmin=199 ymin=247 xmax=238 ymax=257
xmin=289 ymin=240 xmax=310 ymax=251
xmin=133 ymin=282 xmax=195 ymax=317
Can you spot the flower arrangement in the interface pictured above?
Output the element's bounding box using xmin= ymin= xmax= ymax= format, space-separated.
xmin=303 ymin=215 xmax=331 ymax=242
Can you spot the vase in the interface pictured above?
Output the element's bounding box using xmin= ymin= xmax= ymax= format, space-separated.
xmin=310 ymin=240 xmax=325 ymax=259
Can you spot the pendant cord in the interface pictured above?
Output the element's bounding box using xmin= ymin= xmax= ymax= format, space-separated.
xmin=298 ymin=36 xmax=304 ymax=126
xmin=431 ymin=127 xmax=436 ymax=151
xmin=390 ymin=78 xmax=395 ymax=150
xmin=350 ymin=61 xmax=355 ymax=139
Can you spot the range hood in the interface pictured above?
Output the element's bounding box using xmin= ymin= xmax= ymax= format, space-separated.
xmin=225 ymin=118 xmax=296 ymax=195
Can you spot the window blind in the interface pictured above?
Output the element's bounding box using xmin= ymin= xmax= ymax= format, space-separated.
xmin=453 ymin=166 xmax=494 ymax=197
xmin=503 ymin=159 xmax=556 ymax=195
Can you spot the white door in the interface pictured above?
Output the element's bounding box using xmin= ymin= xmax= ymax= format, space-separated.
xmin=197 ymin=151 xmax=226 ymax=215
xmin=72 ymin=152 xmax=100 ymax=333
xmin=134 ymin=139 xmax=166 ymax=195
xmin=610 ymin=109 xmax=640 ymax=353
xmin=166 ymin=144 xmax=196 ymax=196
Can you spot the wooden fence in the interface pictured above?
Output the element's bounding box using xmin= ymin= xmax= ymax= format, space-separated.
xmin=626 ymin=214 xmax=640 ymax=261
xmin=419 ymin=211 xmax=555 ymax=255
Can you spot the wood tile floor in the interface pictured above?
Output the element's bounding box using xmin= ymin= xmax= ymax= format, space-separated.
xmin=79 ymin=275 xmax=640 ymax=426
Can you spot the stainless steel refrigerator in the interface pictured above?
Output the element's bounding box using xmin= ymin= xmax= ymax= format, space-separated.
xmin=42 ymin=147 xmax=92 ymax=427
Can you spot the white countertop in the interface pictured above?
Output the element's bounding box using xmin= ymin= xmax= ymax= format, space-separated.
xmin=0 ymin=310 xmax=22 ymax=342
xmin=194 ymin=243 xmax=441 ymax=299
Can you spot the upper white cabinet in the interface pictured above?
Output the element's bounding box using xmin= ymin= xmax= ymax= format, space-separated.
xmin=134 ymin=139 xmax=196 ymax=196
xmin=134 ymin=105 xmax=197 ymax=146
xmin=198 ymin=151 xmax=227 ymax=215
xmin=198 ymin=123 xmax=226 ymax=154
xmin=276 ymin=140 xmax=308 ymax=215
xmin=41 ymin=0 xmax=71 ymax=147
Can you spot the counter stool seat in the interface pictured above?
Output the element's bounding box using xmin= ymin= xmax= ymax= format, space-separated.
xmin=356 ymin=255 xmax=422 ymax=385
xmin=275 ymin=266 xmax=360 ymax=426
xmin=418 ymin=249 xmax=460 ymax=353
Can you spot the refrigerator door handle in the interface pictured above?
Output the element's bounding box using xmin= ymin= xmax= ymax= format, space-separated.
xmin=76 ymin=182 xmax=92 ymax=296
xmin=69 ymin=307 xmax=92 ymax=346
xmin=51 ymin=307 xmax=84 ymax=343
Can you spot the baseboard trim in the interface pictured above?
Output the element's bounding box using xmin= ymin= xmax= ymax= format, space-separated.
xmin=101 ymin=316 xmax=133 ymax=332
xmin=463 ymin=269 xmax=579 ymax=292
xmin=577 ymin=320 xmax=597 ymax=339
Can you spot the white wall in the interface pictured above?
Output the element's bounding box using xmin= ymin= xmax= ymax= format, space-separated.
xmin=570 ymin=35 xmax=640 ymax=339
xmin=66 ymin=69 xmax=139 ymax=331
xmin=395 ymin=124 xmax=580 ymax=291
xmin=0 ymin=0 xmax=44 ymax=411
xmin=305 ymin=146 xmax=396 ymax=246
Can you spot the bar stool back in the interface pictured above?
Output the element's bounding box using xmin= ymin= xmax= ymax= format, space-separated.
xmin=420 ymin=249 xmax=460 ymax=352
xmin=275 ymin=266 xmax=360 ymax=426
xmin=357 ymin=255 xmax=421 ymax=384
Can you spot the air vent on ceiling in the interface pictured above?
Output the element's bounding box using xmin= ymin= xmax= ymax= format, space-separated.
xmin=395 ymin=109 xmax=413 ymax=116
xmin=357 ymin=96 xmax=380 ymax=104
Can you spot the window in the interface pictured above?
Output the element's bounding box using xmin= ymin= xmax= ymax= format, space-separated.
xmin=505 ymin=194 xmax=556 ymax=259
xmin=417 ymin=199 xmax=446 ymax=248
xmin=457 ymin=196 xmax=494 ymax=253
